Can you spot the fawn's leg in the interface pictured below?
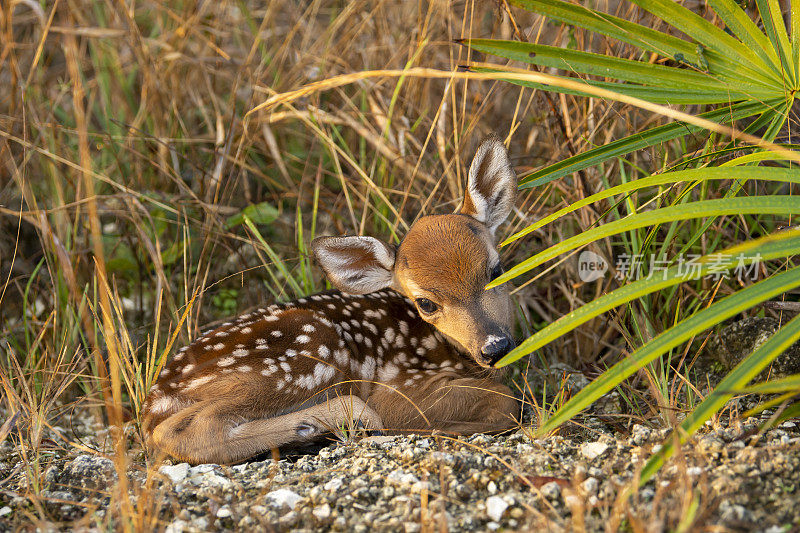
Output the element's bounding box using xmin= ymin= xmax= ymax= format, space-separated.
xmin=150 ymin=394 xmax=382 ymax=464
xmin=369 ymin=373 xmax=519 ymax=435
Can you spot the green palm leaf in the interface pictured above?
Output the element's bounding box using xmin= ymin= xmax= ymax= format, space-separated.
xmin=503 ymin=167 xmax=800 ymax=246
xmin=496 ymin=229 xmax=800 ymax=366
xmin=534 ymin=265 xmax=800 ymax=437
xmin=490 ymin=196 xmax=800 ymax=289
xmin=642 ymin=311 xmax=800 ymax=481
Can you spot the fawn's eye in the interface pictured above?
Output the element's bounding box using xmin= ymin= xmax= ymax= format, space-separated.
xmin=489 ymin=263 xmax=503 ymax=281
xmin=415 ymin=298 xmax=439 ymax=315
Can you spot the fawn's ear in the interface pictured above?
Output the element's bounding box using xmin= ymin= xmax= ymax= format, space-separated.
xmin=458 ymin=135 xmax=517 ymax=235
xmin=311 ymin=236 xmax=396 ymax=294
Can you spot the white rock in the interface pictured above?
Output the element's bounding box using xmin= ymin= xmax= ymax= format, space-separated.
xmin=189 ymin=464 xmax=215 ymax=475
xmin=386 ymin=470 xmax=420 ymax=486
xmin=159 ymin=463 xmax=189 ymax=483
xmin=581 ymin=477 xmax=598 ymax=495
xmin=487 ymin=480 xmax=497 ymax=494
xmin=216 ymin=506 xmax=231 ymax=518
xmin=486 ymin=495 xmax=509 ymax=522
xmin=265 ymin=489 xmax=302 ymax=509
xmin=199 ymin=473 xmax=231 ymax=487
xmin=324 ymin=477 xmax=343 ymax=491
xmin=540 ymin=481 xmax=561 ymax=499
xmin=312 ymin=503 xmax=331 ymax=520
xmin=252 ymin=505 xmax=268 ymax=515
xmin=164 ymin=519 xmax=189 ymax=533
xmin=0 ymin=507 xmax=10 ymax=517
xmin=580 ymin=441 xmax=609 ymax=460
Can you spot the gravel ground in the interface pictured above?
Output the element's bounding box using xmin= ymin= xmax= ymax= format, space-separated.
xmin=2 ymin=318 xmax=799 ymax=531
xmin=2 ymin=399 xmax=800 ymax=532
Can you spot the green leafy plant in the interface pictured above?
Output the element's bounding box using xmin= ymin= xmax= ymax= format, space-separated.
xmin=463 ymin=0 xmax=800 ymax=482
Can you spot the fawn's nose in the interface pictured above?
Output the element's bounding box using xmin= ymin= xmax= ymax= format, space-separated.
xmin=480 ymin=336 xmax=514 ymax=365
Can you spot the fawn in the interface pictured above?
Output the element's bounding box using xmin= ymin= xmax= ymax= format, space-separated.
xmin=141 ymin=136 xmax=520 ymax=464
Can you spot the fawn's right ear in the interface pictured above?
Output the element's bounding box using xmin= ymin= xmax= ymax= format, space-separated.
xmin=311 ymin=236 xmax=396 ymax=294
xmin=458 ymin=135 xmax=517 ymax=236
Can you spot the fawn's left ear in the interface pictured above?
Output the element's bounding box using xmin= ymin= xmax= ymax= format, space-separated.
xmin=311 ymin=236 xmax=396 ymax=294
xmin=458 ymin=135 xmax=517 ymax=235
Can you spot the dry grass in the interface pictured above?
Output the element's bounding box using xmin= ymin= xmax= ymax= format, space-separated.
xmin=1 ymin=0 xmax=792 ymax=529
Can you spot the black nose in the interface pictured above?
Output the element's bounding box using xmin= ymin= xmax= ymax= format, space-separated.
xmin=480 ymin=336 xmax=513 ymax=365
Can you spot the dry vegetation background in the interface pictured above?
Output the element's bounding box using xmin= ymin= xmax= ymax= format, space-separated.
xmin=2 ymin=0 xmax=797 ymax=528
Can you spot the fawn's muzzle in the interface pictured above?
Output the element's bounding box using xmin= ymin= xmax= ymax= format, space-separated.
xmin=480 ymin=335 xmax=514 ymax=366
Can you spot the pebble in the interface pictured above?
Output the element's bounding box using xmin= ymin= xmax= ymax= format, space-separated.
xmin=580 ymin=441 xmax=609 ymax=460
xmin=540 ymin=481 xmax=561 ymax=499
xmin=159 ymin=463 xmax=189 ymax=483
xmin=485 ymin=496 xmax=508 ymax=522
xmin=265 ymin=489 xmax=302 ymax=510
xmin=324 ymin=477 xmax=343 ymax=491
xmin=312 ymin=503 xmax=331 ymax=520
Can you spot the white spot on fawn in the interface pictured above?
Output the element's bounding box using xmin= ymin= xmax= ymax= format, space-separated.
xmin=422 ymin=335 xmax=437 ymax=350
xmin=213 ymin=343 xmax=226 ymax=351
xmin=217 ymin=357 xmax=235 ymax=367
xmin=149 ymin=395 xmax=183 ymax=415
xmin=318 ymin=345 xmax=330 ymax=359
xmin=232 ymin=348 xmax=249 ymax=357
xmin=184 ymin=375 xmax=213 ymax=391
xmin=378 ymin=363 xmax=399 ymax=381
xmin=360 ymin=356 xmax=376 ymax=380
xmin=271 ymin=330 xmax=283 ymax=338
xmin=295 ymin=334 xmax=310 ymax=344
xmin=313 ymin=362 xmax=335 ymax=385
xmin=181 ymin=364 xmax=195 ymax=375
xmin=302 ymin=324 xmax=316 ymax=333
xmin=240 ymin=327 xmax=252 ymax=334
xmin=334 ymin=349 xmax=349 ymax=365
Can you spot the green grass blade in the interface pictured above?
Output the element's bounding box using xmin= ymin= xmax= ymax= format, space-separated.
xmin=518 ymin=100 xmax=774 ymax=188
xmin=243 ymin=215 xmax=304 ymax=298
xmin=743 ymin=391 xmax=799 ymax=418
xmin=532 ymin=265 xmax=800 ymax=437
xmin=707 ymin=0 xmax=782 ymax=73
xmin=738 ymin=373 xmax=800 ymax=394
xmin=474 ymin=67 xmax=768 ymax=105
xmin=641 ymin=310 xmax=800 ymax=481
xmin=504 ymin=166 xmax=800 ymax=246
xmin=793 ymin=0 xmax=800 ymax=78
xmin=627 ymin=0 xmax=779 ymax=81
xmin=496 ymin=229 xmax=800 ymax=365
xmin=756 ymin=0 xmax=797 ymax=85
xmin=760 ymin=399 xmax=800 ymax=426
xmin=463 ymin=39 xmax=747 ymax=92
xmin=509 ymin=0 xmax=779 ymax=86
xmin=489 ymin=196 xmax=800 ymax=289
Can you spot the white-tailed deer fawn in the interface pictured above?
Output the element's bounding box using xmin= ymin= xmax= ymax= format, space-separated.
xmin=142 ymin=136 xmax=519 ymax=464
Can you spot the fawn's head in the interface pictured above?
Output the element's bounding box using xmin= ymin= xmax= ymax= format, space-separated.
xmin=312 ymin=136 xmax=517 ymax=367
